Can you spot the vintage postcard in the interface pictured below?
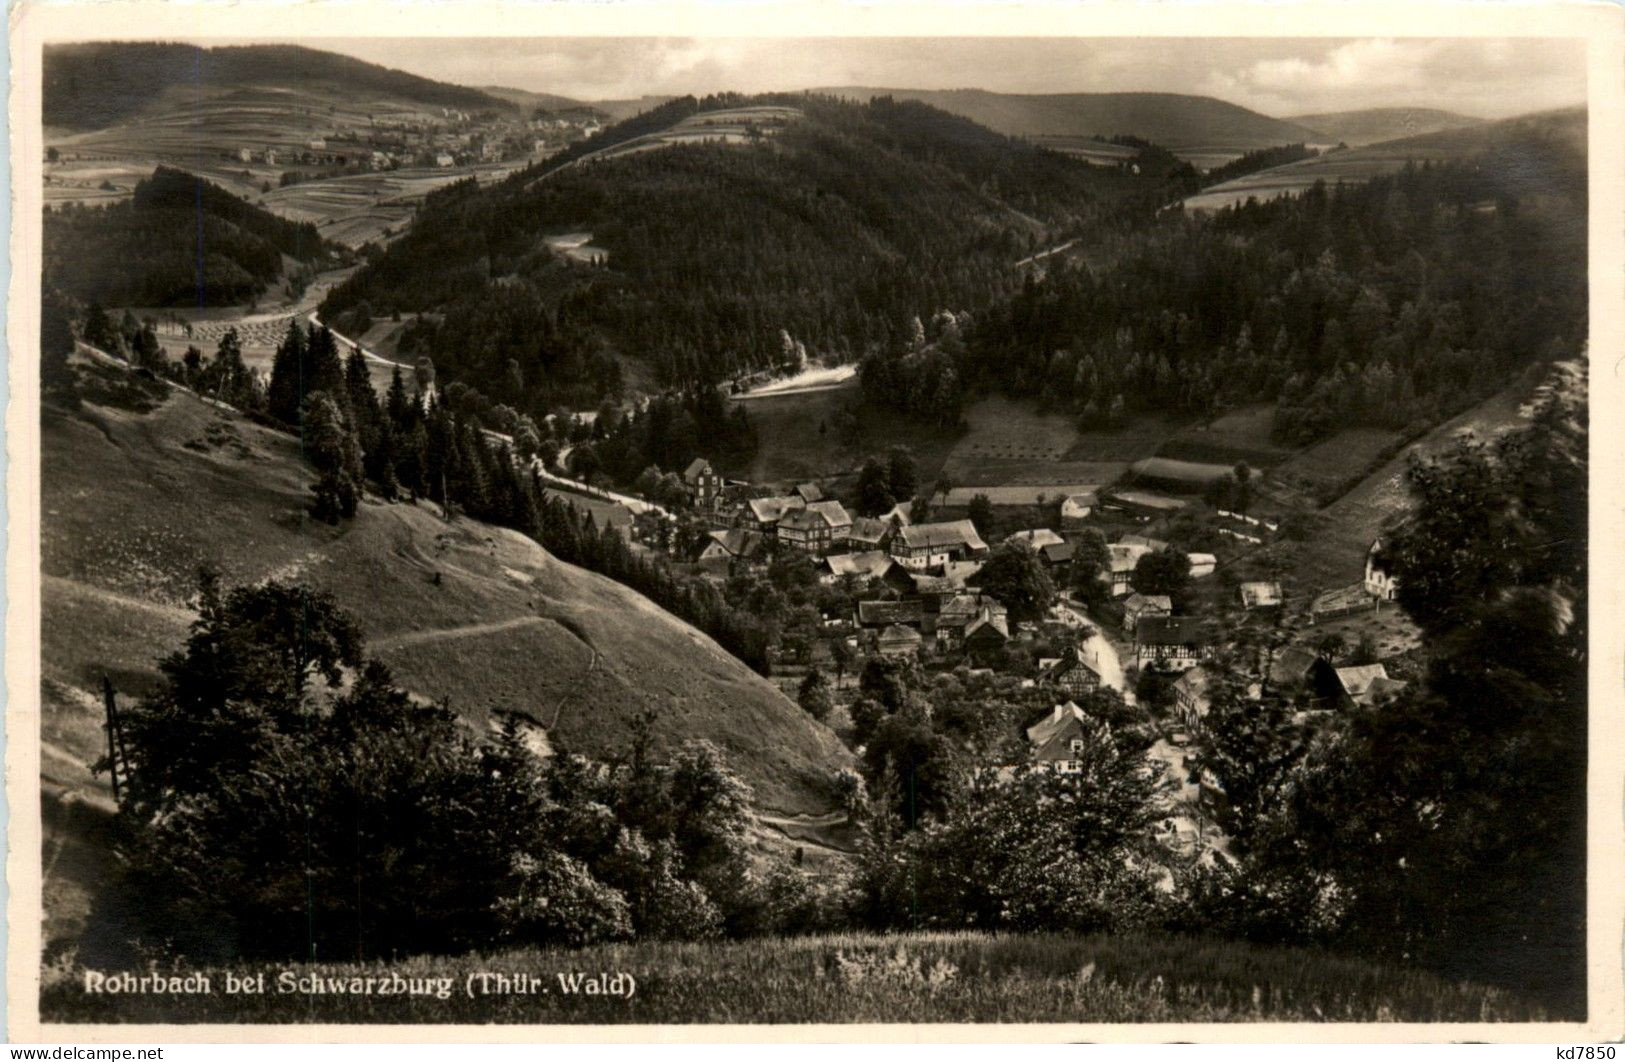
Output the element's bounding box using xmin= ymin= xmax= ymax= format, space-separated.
xmin=6 ymin=0 xmax=1623 ymax=1044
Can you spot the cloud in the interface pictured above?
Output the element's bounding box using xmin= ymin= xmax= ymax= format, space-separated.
xmin=1201 ymin=38 xmax=1585 ymax=118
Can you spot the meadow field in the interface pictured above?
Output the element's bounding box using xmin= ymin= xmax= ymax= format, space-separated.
xmin=39 ymin=930 xmax=1555 ymax=1024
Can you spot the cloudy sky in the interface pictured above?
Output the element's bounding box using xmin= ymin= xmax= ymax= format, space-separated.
xmin=294 ymin=36 xmax=1586 ymax=118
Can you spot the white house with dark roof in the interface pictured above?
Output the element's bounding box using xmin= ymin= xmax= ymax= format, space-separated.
xmin=1025 ymin=702 xmax=1111 ymax=774
xmin=745 ymin=495 xmax=805 ymax=533
xmin=1133 ymin=616 xmax=1212 ymax=672
xmin=777 ymin=499 xmax=852 ymax=554
xmin=1365 ymin=538 xmax=1399 ymax=601
xmin=890 ymin=520 xmax=989 ymax=570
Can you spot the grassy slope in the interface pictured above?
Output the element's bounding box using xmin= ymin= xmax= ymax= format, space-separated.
xmin=40 ymin=381 xmax=853 ymax=902
xmin=1287 ymin=107 xmax=1483 ymax=147
xmin=1280 ymin=380 xmax=1537 ymax=590
xmin=1185 ymin=106 xmax=1586 ymax=211
xmin=40 ymin=930 xmax=1554 ymax=1024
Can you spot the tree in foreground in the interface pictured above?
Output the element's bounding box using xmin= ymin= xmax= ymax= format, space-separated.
xmin=98 ymin=575 xmax=819 ymax=964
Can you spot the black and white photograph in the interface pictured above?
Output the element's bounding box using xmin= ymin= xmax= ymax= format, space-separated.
xmin=8 ymin=1 xmax=1621 ymax=1041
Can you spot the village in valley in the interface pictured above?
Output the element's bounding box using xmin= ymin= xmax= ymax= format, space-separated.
xmin=561 ymin=418 xmax=1418 ymax=858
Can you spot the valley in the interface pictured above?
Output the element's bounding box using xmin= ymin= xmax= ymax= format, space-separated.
xmin=31 ymin=38 xmax=1592 ymax=1024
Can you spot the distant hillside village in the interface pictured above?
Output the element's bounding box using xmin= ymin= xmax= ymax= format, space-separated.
xmin=220 ymin=107 xmax=604 ymax=184
xmin=579 ymin=445 xmax=1415 ymax=827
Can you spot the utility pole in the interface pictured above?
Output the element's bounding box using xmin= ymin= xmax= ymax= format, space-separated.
xmin=101 ymin=675 xmax=128 ymax=808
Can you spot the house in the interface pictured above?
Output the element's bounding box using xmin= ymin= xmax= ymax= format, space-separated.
xmin=683 ymin=458 xmax=724 ymax=510
xmin=875 ymin=623 xmax=922 ymax=658
xmin=877 ymin=502 xmax=914 ymax=529
xmin=435 ymin=152 xmax=455 ymax=167
xmin=1309 ymin=660 xmax=1408 ymax=709
xmin=1038 ymin=540 xmax=1077 ymax=569
xmin=891 ymin=520 xmax=989 ymax=570
xmin=1005 ymin=528 xmax=1065 ymax=552
xmin=935 ymin=594 xmax=1008 ymax=648
xmin=1106 ymin=543 xmax=1153 ymax=597
xmin=1268 ymin=646 xmax=1320 ymax=693
xmin=1239 ymin=581 xmax=1283 ymax=610
xmin=857 ymin=599 xmax=924 ymax=630
xmin=777 ymin=500 xmax=852 ymax=554
xmin=1187 ymin=553 xmax=1218 ymax=579
xmin=1133 ymin=616 xmax=1212 ymax=672
xmin=1059 ymin=492 xmax=1099 ymax=532
xmin=846 ymin=515 xmax=894 ymax=552
xmin=1025 ymin=702 xmax=1110 ymax=774
xmin=694 ymin=528 xmax=764 ymax=573
xmin=962 ymin=611 xmax=1011 ymax=663
xmin=1039 ymin=645 xmax=1105 ymax=698
xmin=792 ymin=483 xmax=824 ymax=504
xmin=1122 ymin=593 xmax=1172 ymax=630
xmin=1172 ymin=665 xmax=1212 ymax=728
xmin=1365 ymin=538 xmax=1399 ymax=601
xmin=1119 ymin=534 xmax=1169 ymax=553
xmin=745 ymin=495 xmax=805 ymax=534
xmin=821 ymin=551 xmax=895 ymax=584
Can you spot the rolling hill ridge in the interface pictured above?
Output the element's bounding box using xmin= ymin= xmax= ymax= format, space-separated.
xmin=318 ymin=92 xmax=1183 ymax=408
xmin=44 ymin=42 xmax=514 ymax=132
xmin=812 ymin=87 xmax=1324 ymax=158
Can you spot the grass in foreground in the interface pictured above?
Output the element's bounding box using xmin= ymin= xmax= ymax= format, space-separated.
xmin=41 ymin=931 xmax=1555 ymax=1024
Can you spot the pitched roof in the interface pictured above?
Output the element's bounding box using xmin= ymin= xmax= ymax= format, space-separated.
xmin=877 ymin=623 xmax=922 ymax=648
xmin=794 ymin=482 xmax=824 ymax=503
xmin=1333 ymin=664 xmax=1403 ymax=705
xmin=1005 ymin=528 xmax=1065 ymax=551
xmin=1136 ymin=615 xmax=1211 ymax=647
xmin=897 ymin=520 xmax=987 ymax=553
xmin=747 ymin=495 xmax=805 ymax=524
xmin=1060 ymin=492 xmax=1100 ymax=517
xmin=1040 ymin=540 xmax=1078 ymax=566
xmin=1107 ymin=542 xmax=1152 ymax=574
xmin=780 ymin=499 xmax=851 ymax=532
xmin=1271 ymin=646 xmax=1319 ymax=684
xmin=964 ymin=612 xmax=1010 ymax=642
xmin=857 ymin=599 xmax=924 ymax=627
xmin=683 ymin=458 xmax=713 ymax=483
xmin=1123 ymin=593 xmax=1172 ymax=615
xmin=1025 ymin=702 xmax=1110 ymax=761
xmin=939 ymin=593 xmax=1007 ymax=621
xmin=847 ymin=516 xmax=891 ymax=544
xmin=824 ymin=551 xmax=893 ymax=578
xmin=704 ymin=528 xmax=763 ymax=559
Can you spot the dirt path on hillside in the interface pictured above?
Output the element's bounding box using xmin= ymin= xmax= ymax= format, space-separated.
xmin=43 ymin=575 xmax=194 ymax=623
xmin=371 ymin=614 xmax=549 ymax=650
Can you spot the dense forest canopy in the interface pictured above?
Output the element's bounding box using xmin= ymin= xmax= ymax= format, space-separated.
xmin=319 ymin=94 xmax=1193 ymax=412
xmin=44 ymin=166 xmax=330 ymax=307
xmin=43 ymin=42 xmax=513 ymax=130
xmin=859 ymin=120 xmax=1586 ymax=446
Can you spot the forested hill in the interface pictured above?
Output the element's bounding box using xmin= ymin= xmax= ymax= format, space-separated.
xmin=812 ymin=88 xmax=1323 ymax=149
xmin=43 ymin=42 xmax=514 ymax=131
xmin=44 ymin=166 xmax=331 ymax=307
xmin=937 ymin=119 xmax=1587 ymax=447
xmin=319 ymin=93 xmax=1191 ymax=410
